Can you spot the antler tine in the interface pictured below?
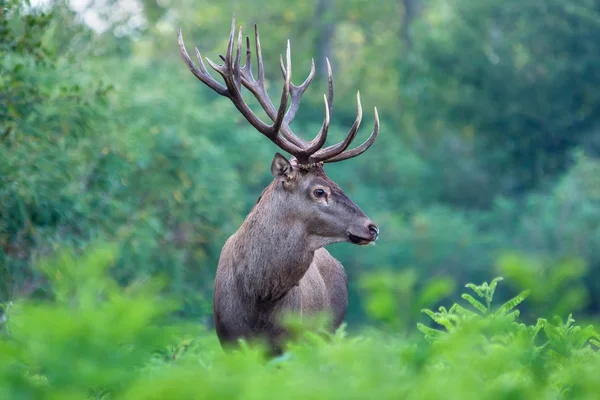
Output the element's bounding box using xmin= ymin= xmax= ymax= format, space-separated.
xmin=310 ymin=91 xmax=362 ymax=163
xmin=204 ymin=14 xmax=238 ymax=88
xmin=233 ymin=26 xmax=243 ymax=88
xmin=238 ymin=24 xmax=307 ymax=149
xmin=325 ymin=57 xmax=334 ymax=112
xmin=255 ymin=24 xmax=265 ymax=83
xmin=322 ymin=107 xmax=380 ymax=163
xmin=271 ymin=40 xmax=292 ymax=138
xmin=181 ymin=15 xmax=303 ymax=157
xmin=302 ymin=57 xmax=334 ymax=156
xmin=177 ymin=27 xmax=228 ymax=96
xmin=282 ymin=58 xmax=315 ymax=126
xmin=241 ymin=35 xmax=253 ymax=80
xmin=305 ymin=94 xmax=330 ymax=155
xmin=225 ymin=15 xmax=235 ymax=71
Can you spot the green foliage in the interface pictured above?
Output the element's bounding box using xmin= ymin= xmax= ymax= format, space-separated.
xmin=496 ymin=252 xmax=590 ymax=320
xmin=408 ymin=0 xmax=600 ymax=201
xmin=417 ymin=276 xmax=600 ymax=365
xmin=359 ymin=268 xmax=455 ymax=332
xmin=0 ymin=243 xmax=181 ymax=398
xmin=0 ymin=1 xmax=249 ymax=317
xmin=415 ymin=277 xmax=600 ymax=400
xmin=1 ymin=250 xmax=599 ymax=399
xmin=417 ymin=277 xmax=531 ymax=339
xmin=506 ymin=152 xmax=600 ymax=311
xmin=1 ymin=0 xmax=113 ymax=301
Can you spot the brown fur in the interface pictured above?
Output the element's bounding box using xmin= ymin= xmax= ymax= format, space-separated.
xmin=213 ymin=155 xmax=376 ymax=354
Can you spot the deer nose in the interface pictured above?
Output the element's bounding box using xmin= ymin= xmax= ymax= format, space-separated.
xmin=368 ymin=224 xmax=379 ymax=240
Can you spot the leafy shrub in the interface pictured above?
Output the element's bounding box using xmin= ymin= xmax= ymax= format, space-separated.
xmin=1 ymin=245 xmax=599 ymax=399
xmin=510 ymin=152 xmax=600 ymax=311
xmin=496 ymin=252 xmax=590 ymax=321
xmin=359 ymin=267 xmax=456 ymax=332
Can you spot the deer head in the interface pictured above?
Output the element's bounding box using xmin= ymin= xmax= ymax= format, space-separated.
xmin=178 ymin=15 xmax=380 ymax=247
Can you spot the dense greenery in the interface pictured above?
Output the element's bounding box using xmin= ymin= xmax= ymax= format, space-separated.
xmin=0 ymin=245 xmax=598 ymax=399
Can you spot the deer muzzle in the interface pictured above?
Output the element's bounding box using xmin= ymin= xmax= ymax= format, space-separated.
xmin=348 ymin=222 xmax=379 ymax=245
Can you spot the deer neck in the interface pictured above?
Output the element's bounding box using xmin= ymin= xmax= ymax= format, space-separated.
xmin=232 ymin=184 xmax=314 ymax=300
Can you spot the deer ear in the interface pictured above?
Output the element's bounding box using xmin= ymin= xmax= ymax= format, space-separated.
xmin=271 ymin=153 xmax=296 ymax=183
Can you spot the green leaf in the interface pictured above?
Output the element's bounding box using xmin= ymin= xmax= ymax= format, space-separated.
xmin=461 ymin=294 xmax=488 ymax=315
xmin=496 ymin=290 xmax=531 ymax=317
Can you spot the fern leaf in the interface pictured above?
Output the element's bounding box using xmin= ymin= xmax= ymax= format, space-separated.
xmin=564 ymin=314 xmax=575 ymax=330
xmin=574 ymin=325 xmax=600 ymax=349
xmin=465 ymin=283 xmax=485 ymax=298
xmin=422 ymin=309 xmax=455 ymax=331
xmin=489 ymin=277 xmax=504 ymax=297
xmin=530 ymin=318 xmax=547 ymax=342
xmin=504 ymin=309 xmax=520 ymax=322
xmin=446 ymin=313 xmax=461 ymax=323
xmin=333 ymin=323 xmax=348 ymax=340
xmin=544 ymin=323 xmax=569 ymax=356
xmin=496 ymin=289 xmax=530 ymax=316
xmin=461 ymin=294 xmax=488 ymax=314
xmin=449 ymin=303 xmax=478 ymax=319
xmin=438 ymin=318 xmax=454 ymax=332
xmin=534 ymin=341 xmax=550 ymax=356
xmin=486 ymin=277 xmax=504 ymax=307
xmin=417 ymin=323 xmax=447 ymax=342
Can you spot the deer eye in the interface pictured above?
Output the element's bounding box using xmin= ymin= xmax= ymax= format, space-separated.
xmin=313 ymin=188 xmax=326 ymax=198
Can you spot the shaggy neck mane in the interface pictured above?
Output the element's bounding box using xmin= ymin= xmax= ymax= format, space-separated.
xmin=231 ymin=182 xmax=315 ymax=303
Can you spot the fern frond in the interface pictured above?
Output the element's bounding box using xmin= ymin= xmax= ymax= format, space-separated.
xmin=446 ymin=312 xmax=462 ymax=324
xmin=449 ymin=303 xmax=478 ymax=319
xmin=544 ymin=323 xmax=569 ymax=356
xmin=530 ymin=318 xmax=547 ymax=342
xmin=564 ymin=314 xmax=575 ymax=330
xmin=461 ymin=294 xmax=488 ymax=314
xmin=504 ymin=309 xmax=520 ymax=322
xmin=422 ymin=309 xmax=455 ymax=331
xmin=489 ymin=277 xmax=504 ymax=297
xmin=534 ymin=341 xmax=550 ymax=355
xmin=573 ymin=325 xmax=600 ymax=349
xmin=417 ymin=323 xmax=447 ymax=342
xmin=465 ymin=283 xmax=485 ymax=298
xmin=434 ymin=316 xmax=454 ymax=332
xmin=496 ymin=289 xmax=530 ymax=316
xmin=333 ymin=322 xmax=348 ymax=339
xmin=486 ymin=277 xmax=504 ymax=307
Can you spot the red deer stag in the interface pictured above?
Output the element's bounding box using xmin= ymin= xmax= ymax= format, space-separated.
xmin=178 ymin=15 xmax=380 ymax=354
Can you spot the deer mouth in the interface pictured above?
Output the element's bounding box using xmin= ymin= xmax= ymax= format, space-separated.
xmin=348 ymin=233 xmax=373 ymax=245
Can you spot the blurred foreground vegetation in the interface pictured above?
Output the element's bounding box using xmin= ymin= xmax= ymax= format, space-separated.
xmin=2 ymin=0 xmax=600 ymax=361
xmin=0 ymin=245 xmax=599 ymax=399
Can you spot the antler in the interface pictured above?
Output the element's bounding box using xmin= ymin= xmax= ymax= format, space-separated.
xmin=177 ymin=14 xmax=379 ymax=165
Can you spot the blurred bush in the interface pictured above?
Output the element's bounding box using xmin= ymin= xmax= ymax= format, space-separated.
xmin=359 ymin=268 xmax=455 ymax=332
xmin=0 ymin=245 xmax=598 ymax=399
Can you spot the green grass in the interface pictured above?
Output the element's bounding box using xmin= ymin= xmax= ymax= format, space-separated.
xmin=0 ymin=244 xmax=598 ymax=400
